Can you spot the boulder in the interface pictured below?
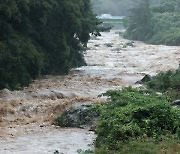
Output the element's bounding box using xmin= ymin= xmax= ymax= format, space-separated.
xmin=125 ymin=41 xmax=135 ymax=47
xmin=53 ymin=105 xmax=99 ymax=128
xmin=0 ymin=89 xmax=10 ymax=97
xmin=135 ymin=74 xmax=151 ymax=84
xmin=172 ymin=100 xmax=180 ymax=107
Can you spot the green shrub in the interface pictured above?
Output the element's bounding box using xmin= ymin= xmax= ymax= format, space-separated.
xmin=95 ymin=137 xmax=180 ymax=154
xmin=147 ymin=69 xmax=180 ymax=100
xmin=95 ymin=87 xmax=180 ymax=151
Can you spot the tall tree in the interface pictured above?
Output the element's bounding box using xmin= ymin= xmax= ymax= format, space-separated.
xmin=124 ymin=0 xmax=153 ymax=41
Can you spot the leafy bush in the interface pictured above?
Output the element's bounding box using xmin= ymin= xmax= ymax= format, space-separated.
xmin=95 ymin=87 xmax=180 ymax=151
xmin=147 ymin=69 xmax=180 ymax=100
xmin=95 ymin=137 xmax=180 ymax=154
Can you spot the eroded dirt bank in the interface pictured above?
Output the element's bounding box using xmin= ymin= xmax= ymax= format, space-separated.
xmin=0 ymin=30 xmax=180 ymax=154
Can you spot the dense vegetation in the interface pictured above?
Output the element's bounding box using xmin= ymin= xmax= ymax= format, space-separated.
xmin=92 ymin=69 xmax=180 ymax=153
xmin=124 ymin=0 xmax=180 ymax=45
xmin=95 ymin=87 xmax=180 ymax=153
xmin=0 ymin=0 xmax=100 ymax=90
xmin=147 ymin=69 xmax=180 ymax=100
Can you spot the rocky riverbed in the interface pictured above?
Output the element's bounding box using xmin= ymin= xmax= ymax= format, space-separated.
xmin=0 ymin=30 xmax=180 ymax=154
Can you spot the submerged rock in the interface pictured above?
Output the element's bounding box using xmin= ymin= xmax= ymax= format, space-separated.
xmin=125 ymin=41 xmax=135 ymax=47
xmin=94 ymin=44 xmax=100 ymax=47
xmin=104 ymin=43 xmax=113 ymax=47
xmin=32 ymin=90 xmax=77 ymax=100
xmin=51 ymin=90 xmax=77 ymax=99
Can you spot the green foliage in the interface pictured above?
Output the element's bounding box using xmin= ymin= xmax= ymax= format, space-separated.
xmin=0 ymin=0 xmax=100 ymax=90
xmin=95 ymin=137 xmax=180 ymax=154
xmin=0 ymin=35 xmax=42 ymax=89
xmin=95 ymin=87 xmax=180 ymax=151
xmin=77 ymin=149 xmax=93 ymax=154
xmin=94 ymin=70 xmax=180 ymax=153
xmin=147 ymin=69 xmax=180 ymax=100
xmin=124 ymin=0 xmax=180 ymax=45
xmin=149 ymin=12 xmax=180 ymax=45
xmin=152 ymin=0 xmax=176 ymax=13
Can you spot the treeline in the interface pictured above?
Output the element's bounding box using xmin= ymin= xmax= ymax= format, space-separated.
xmin=0 ymin=0 xmax=100 ymax=90
xmin=124 ymin=0 xmax=180 ymax=45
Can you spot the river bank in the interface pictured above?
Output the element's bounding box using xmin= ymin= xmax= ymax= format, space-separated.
xmin=0 ymin=30 xmax=179 ymax=153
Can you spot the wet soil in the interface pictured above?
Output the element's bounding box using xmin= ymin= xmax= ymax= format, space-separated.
xmin=0 ymin=30 xmax=179 ymax=154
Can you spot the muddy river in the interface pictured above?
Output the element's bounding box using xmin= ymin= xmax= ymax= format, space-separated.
xmin=0 ymin=30 xmax=179 ymax=154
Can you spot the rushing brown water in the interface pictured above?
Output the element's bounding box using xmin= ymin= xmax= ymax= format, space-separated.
xmin=0 ymin=30 xmax=179 ymax=154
